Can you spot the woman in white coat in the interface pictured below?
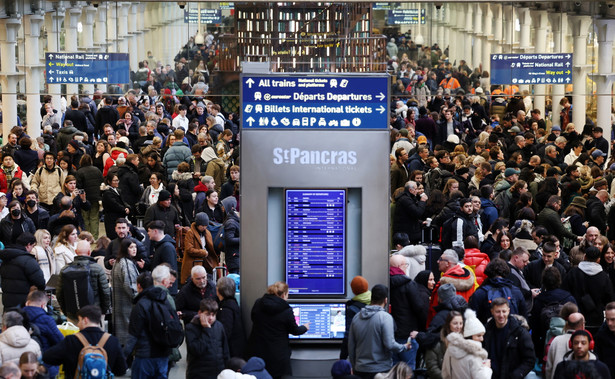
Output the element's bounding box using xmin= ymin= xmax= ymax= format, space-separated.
xmin=442 ymin=309 xmax=492 ymax=379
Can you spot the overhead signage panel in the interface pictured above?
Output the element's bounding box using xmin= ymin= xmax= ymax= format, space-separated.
xmin=387 ymin=9 xmax=426 ymax=25
xmin=490 ymin=53 xmax=573 ymax=85
xmin=183 ymin=9 xmax=222 ymax=24
xmin=241 ymin=75 xmax=389 ymax=130
xmin=45 ymin=52 xmax=130 ymax=84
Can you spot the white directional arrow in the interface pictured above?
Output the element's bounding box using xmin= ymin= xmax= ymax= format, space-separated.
xmin=48 ymin=70 xmax=54 ymax=75
xmin=49 ymin=77 xmax=54 ymax=82
xmin=566 ymin=62 xmax=571 ymax=67
xmin=246 ymin=78 xmax=255 ymax=88
xmin=566 ymin=54 xmax=571 ymax=59
xmin=377 ymin=106 xmax=386 ymax=114
xmin=565 ymin=77 xmax=571 ymax=83
xmin=376 ymin=92 xmax=385 ymax=101
xmin=246 ymin=117 xmax=255 ymax=127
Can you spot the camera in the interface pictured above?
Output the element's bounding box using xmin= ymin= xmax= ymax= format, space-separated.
xmin=78 ymin=189 xmax=85 ymax=195
xmin=178 ymin=2 xmax=186 ymax=9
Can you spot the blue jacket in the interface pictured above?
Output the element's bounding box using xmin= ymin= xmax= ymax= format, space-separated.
xmin=23 ymin=305 xmax=64 ymax=351
xmin=242 ymin=357 xmax=273 ymax=379
xmin=480 ymin=197 xmax=499 ymax=231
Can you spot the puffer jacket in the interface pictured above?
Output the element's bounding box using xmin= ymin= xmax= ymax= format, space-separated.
xmin=0 ymin=325 xmax=42 ymax=365
xmin=56 ymin=126 xmax=78 ymax=152
xmin=428 ymin=265 xmax=476 ymax=325
xmin=22 ymin=305 xmax=64 ymax=351
xmin=463 ymin=248 xmax=490 ymax=285
xmin=396 ymin=245 xmax=426 ymax=279
xmin=442 ymin=332 xmax=492 ymax=379
xmin=0 ymin=214 xmax=36 ymax=245
xmin=162 ymin=141 xmax=191 ymax=180
xmin=0 ymin=246 xmax=45 ymax=309
xmin=30 ymin=165 xmax=66 ymax=205
xmin=75 ymin=165 xmax=104 ymax=203
xmin=185 ymin=317 xmax=229 ymax=378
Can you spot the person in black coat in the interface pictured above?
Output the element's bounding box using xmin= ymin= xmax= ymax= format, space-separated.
xmin=562 ymin=246 xmax=615 ymax=333
xmin=484 ymin=298 xmax=535 ymax=379
xmin=216 ymin=277 xmax=246 ymax=359
xmin=64 ymin=99 xmax=88 ymax=135
xmin=0 ymin=233 xmax=45 ymax=309
xmin=529 ymin=267 xmax=576 ymax=358
xmin=586 ymin=191 xmax=608 ymax=235
xmin=523 ymin=242 xmax=567 ymax=289
xmin=143 ymin=190 xmax=181 ymax=236
xmin=0 ymin=201 xmax=36 ymax=245
xmin=594 ymin=303 xmax=615 ymax=377
xmin=101 ymin=174 xmax=130 ymax=240
xmin=393 ymin=182 xmax=427 ymax=244
xmin=147 ymin=220 xmax=178 ymax=295
xmin=222 ymin=196 xmax=240 ymax=274
xmin=185 ymin=298 xmax=229 ymax=379
xmin=13 ymin=137 xmax=38 ymax=175
xmin=43 ymin=305 xmax=127 ymax=379
xmin=117 ymin=155 xmax=144 ymax=213
xmin=176 ymin=266 xmax=217 ymax=323
xmin=247 ymin=282 xmax=309 ymax=379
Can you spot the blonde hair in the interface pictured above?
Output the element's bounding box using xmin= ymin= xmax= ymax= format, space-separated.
xmin=266 ymin=281 xmax=289 ymax=298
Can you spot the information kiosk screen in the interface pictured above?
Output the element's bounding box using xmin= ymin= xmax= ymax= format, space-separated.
xmin=285 ymin=189 xmax=346 ymax=296
xmin=288 ymin=302 xmax=347 ymax=339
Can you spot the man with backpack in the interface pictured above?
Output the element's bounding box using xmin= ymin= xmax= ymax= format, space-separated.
xmin=57 ymin=240 xmax=111 ymax=323
xmin=124 ymin=272 xmax=183 ymax=378
xmin=29 ymin=152 xmax=66 ymax=211
xmin=43 ymin=305 xmax=127 ymax=379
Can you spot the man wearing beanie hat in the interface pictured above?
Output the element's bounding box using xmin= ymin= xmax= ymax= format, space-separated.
xmin=388 ymin=255 xmax=427 ymax=368
xmin=340 ymin=276 xmax=371 ymax=360
xmin=180 ymin=212 xmax=217 ymax=284
xmin=442 ymin=309 xmax=491 ymax=379
xmin=221 ymin=196 xmax=240 ymax=274
xmin=452 ymin=166 xmax=470 ymax=197
xmin=143 ymin=189 xmax=180 ymax=236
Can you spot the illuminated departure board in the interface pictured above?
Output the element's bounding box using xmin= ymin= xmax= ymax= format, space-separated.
xmin=285 ymin=189 xmax=346 ymax=295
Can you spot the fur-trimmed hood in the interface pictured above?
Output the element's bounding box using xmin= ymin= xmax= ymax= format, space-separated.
xmin=440 ymin=265 xmax=475 ymax=292
xmin=446 ymin=332 xmax=488 ymax=360
xmin=171 ymin=171 xmax=193 ymax=181
xmin=397 ymin=245 xmax=427 ymax=262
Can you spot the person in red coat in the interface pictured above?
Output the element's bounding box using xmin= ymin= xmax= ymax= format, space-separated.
xmin=463 ymin=236 xmax=490 ymax=286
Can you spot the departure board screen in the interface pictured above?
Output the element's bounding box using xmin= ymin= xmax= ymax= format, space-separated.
xmin=288 ymin=302 xmax=347 ymax=339
xmin=286 ymin=189 xmax=346 ymax=295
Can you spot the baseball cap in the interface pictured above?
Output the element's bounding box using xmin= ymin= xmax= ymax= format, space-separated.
xmin=504 ymin=167 xmax=521 ymax=178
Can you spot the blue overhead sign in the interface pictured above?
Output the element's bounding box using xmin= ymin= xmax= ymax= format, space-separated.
xmin=45 ymin=52 xmax=130 ymax=84
xmin=491 ymin=53 xmax=573 ymax=85
xmin=241 ymin=75 xmax=389 ymax=130
xmin=387 ymin=9 xmax=426 ymax=25
xmin=183 ymin=9 xmax=222 ymax=24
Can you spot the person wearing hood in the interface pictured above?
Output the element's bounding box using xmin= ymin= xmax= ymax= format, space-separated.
xmin=394 ymin=239 xmax=426 ymax=280
xmin=222 ymin=196 xmax=241 ymax=273
xmin=562 ymin=246 xmax=615 ymax=334
xmin=442 ymin=309 xmax=492 ymax=379
xmin=389 ymin=255 xmax=427 ymax=369
xmin=185 ymin=298 xmax=229 ymax=378
xmin=0 ymin=200 xmax=36 ymax=246
xmin=348 ymin=284 xmax=410 ymax=378
xmin=147 ymin=220 xmax=178 ymax=296
xmin=0 ymin=312 xmax=42 ymax=366
xmin=386 ymin=38 xmax=398 ymax=59
xmin=248 ymin=281 xmax=309 ymax=378
xmin=123 ymin=272 xmax=173 ymax=378
xmin=0 ymin=233 xmax=45 ymax=309
xmin=202 ymin=146 xmax=225 ymax=193
xmin=181 ymin=212 xmax=218 ymax=284
xmin=340 ymin=276 xmax=372 ymax=360
xmin=469 ymin=258 xmax=527 ymax=324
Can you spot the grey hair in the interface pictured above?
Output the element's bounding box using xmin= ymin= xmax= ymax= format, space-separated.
xmin=217 ymin=277 xmax=236 ymax=299
xmin=2 ymin=311 xmax=23 ymax=328
xmin=152 ymin=264 xmax=171 ymax=285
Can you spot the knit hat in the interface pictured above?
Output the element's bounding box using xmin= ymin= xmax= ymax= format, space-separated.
xmin=569 ymin=196 xmax=587 ymax=209
xmin=456 ymin=167 xmax=469 ymax=176
xmin=195 ymin=212 xmax=209 ymax=226
xmin=158 ymin=190 xmax=171 ymax=202
xmin=438 ymin=283 xmax=456 ymax=304
xmin=399 ymin=128 xmax=409 ymax=137
xmin=414 ymin=270 xmax=432 ymax=290
xmin=350 ymin=276 xmax=369 ymax=296
xmin=331 ymin=360 xmax=352 ymax=378
xmin=196 ymin=102 xmax=206 ymax=109
xmin=504 ymin=167 xmax=521 ymax=178
xmin=463 ymin=308 xmax=486 ymax=338
xmin=68 ymin=140 xmax=80 ymax=150
xmin=551 ymin=125 xmax=562 ymax=131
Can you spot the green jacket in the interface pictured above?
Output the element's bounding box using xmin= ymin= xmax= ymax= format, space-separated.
xmin=536 ymin=206 xmax=577 ymax=241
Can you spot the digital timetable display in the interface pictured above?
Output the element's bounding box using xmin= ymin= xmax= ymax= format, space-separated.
xmin=285 ymin=189 xmax=346 ymax=295
xmin=289 ymin=302 xmax=347 ymax=340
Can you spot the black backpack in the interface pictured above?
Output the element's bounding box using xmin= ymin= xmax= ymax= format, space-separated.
xmin=61 ymin=263 xmax=95 ymax=318
xmin=148 ymin=299 xmax=184 ymax=349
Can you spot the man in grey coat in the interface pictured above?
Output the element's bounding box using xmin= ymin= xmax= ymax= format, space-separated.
xmin=348 ymin=284 xmax=411 ymax=378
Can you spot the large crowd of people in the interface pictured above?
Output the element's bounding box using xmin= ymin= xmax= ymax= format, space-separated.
xmin=2 ymin=30 xmax=615 ymax=379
